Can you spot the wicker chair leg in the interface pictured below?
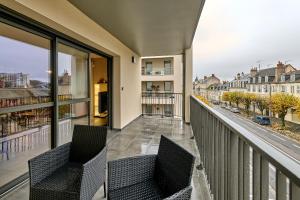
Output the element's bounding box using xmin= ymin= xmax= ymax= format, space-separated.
xmin=103 ymin=181 xmax=106 ymax=198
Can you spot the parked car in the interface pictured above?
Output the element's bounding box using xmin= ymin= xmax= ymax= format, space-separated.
xmin=225 ymin=106 xmax=232 ymax=110
xmin=252 ymin=115 xmax=271 ymax=125
xmin=231 ymin=107 xmax=240 ymax=113
xmin=212 ymin=100 xmax=220 ymax=105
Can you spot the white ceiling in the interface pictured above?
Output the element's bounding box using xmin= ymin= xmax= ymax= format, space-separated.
xmin=68 ymin=0 xmax=205 ymax=56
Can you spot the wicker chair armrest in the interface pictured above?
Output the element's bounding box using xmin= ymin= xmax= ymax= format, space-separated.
xmin=164 ymin=186 xmax=193 ymax=200
xmin=28 ymin=143 xmax=71 ymax=186
xmin=108 ymin=154 xmax=157 ymax=191
xmin=80 ymin=146 xmax=107 ymax=199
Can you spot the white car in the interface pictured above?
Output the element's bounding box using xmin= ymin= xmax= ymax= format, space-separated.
xmin=231 ymin=108 xmax=240 ymax=113
xmin=225 ymin=106 xmax=232 ymax=110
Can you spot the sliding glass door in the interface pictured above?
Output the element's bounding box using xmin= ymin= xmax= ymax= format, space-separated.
xmin=0 ymin=8 xmax=113 ymax=194
xmin=57 ymin=42 xmax=90 ymax=145
xmin=0 ymin=22 xmax=52 ymax=188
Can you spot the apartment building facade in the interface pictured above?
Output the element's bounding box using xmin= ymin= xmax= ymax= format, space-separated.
xmin=247 ymin=62 xmax=300 ymax=122
xmin=228 ymin=72 xmax=250 ymax=92
xmin=141 ymin=55 xmax=183 ymax=118
xmin=206 ymin=81 xmax=230 ymax=102
xmin=194 ymin=74 xmax=221 ymax=96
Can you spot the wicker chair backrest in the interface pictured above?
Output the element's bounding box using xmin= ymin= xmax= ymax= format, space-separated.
xmin=69 ymin=125 xmax=107 ymax=163
xmin=154 ymin=135 xmax=195 ymax=198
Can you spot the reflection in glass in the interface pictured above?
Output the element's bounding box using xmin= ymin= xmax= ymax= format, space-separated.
xmin=0 ymin=22 xmax=52 ymax=187
xmin=0 ymin=107 xmax=51 ymax=187
xmin=58 ymin=44 xmax=88 ymax=101
xmin=0 ymin=22 xmax=51 ymax=108
xmin=58 ymin=102 xmax=89 ymax=145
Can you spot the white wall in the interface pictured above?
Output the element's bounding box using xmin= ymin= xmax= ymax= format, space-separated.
xmin=141 ymin=55 xmax=183 ymax=93
xmin=1 ymin=0 xmax=142 ymax=129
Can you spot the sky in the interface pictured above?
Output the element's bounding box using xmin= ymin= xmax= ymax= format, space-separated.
xmin=0 ymin=36 xmax=72 ymax=82
xmin=193 ymin=0 xmax=300 ymax=81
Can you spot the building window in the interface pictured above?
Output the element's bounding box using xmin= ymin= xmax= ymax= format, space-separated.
xmin=291 ymin=74 xmax=295 ymax=82
xmin=146 ymin=81 xmax=153 ymax=91
xmin=145 ymin=62 xmax=152 ymax=75
xmin=145 ymin=105 xmax=152 ymax=114
xmin=281 ymin=75 xmax=285 ymax=82
xmin=164 ymin=60 xmax=172 ymax=75
xmin=258 ymin=77 xmax=261 ymax=83
xmin=253 ymin=85 xmax=256 ymax=92
xmin=281 ymin=86 xmax=286 ymax=92
xmin=291 ymin=86 xmax=295 ymax=93
xmin=265 ymin=76 xmax=268 ymax=82
xmin=297 ymin=86 xmax=300 ymax=93
xmin=164 ymin=81 xmax=172 ymax=92
xmin=265 ymin=85 xmax=268 ymax=93
xmin=258 ymin=85 xmax=262 ymax=92
xmin=164 ymin=105 xmax=173 ymax=117
xmin=253 ymin=78 xmax=256 ymax=84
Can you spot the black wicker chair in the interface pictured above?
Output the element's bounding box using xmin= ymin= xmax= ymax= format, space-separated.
xmin=28 ymin=125 xmax=107 ymax=200
xmin=107 ymin=135 xmax=195 ymax=200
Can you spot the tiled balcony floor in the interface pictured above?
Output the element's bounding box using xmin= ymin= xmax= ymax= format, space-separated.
xmin=2 ymin=116 xmax=211 ymax=200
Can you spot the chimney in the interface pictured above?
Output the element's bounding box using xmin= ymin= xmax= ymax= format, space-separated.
xmin=250 ymin=67 xmax=257 ymax=77
xmin=275 ymin=61 xmax=285 ymax=82
xmin=211 ymin=74 xmax=215 ymax=77
xmin=237 ymin=73 xmax=241 ymax=80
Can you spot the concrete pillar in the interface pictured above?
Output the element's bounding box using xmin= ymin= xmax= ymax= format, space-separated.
xmin=183 ymin=47 xmax=193 ymax=123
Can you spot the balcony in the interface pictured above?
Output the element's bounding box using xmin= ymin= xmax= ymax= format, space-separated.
xmin=142 ymin=69 xmax=174 ymax=76
xmin=190 ymin=95 xmax=300 ymax=200
xmin=141 ymin=92 xmax=183 ymax=118
xmin=2 ymin=116 xmax=211 ymax=200
xmin=2 ymin=95 xmax=300 ymax=199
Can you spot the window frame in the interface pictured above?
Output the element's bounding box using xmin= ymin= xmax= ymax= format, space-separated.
xmin=164 ymin=60 xmax=172 ymax=75
xmin=145 ymin=62 xmax=153 ymax=75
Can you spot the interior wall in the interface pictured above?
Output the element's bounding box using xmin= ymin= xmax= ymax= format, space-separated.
xmin=91 ymin=57 xmax=107 ymax=118
xmin=92 ymin=58 xmax=107 ymax=84
xmin=1 ymin=0 xmax=142 ymax=129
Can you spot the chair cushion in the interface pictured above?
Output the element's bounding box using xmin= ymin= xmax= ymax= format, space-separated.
xmin=32 ymin=162 xmax=82 ymax=194
xmin=108 ymin=179 xmax=163 ymax=200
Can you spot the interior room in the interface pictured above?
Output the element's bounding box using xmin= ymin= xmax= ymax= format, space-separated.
xmin=90 ymin=53 xmax=109 ymax=127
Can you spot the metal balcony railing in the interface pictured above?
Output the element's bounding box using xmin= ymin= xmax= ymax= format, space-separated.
xmin=141 ymin=92 xmax=182 ymax=118
xmin=0 ymin=119 xmax=71 ymax=160
xmin=190 ymin=95 xmax=300 ymax=200
xmin=141 ymin=68 xmax=174 ymax=76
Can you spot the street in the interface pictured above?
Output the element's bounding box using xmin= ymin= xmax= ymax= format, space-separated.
xmin=214 ymin=106 xmax=298 ymax=199
xmin=214 ymin=106 xmax=300 ymax=162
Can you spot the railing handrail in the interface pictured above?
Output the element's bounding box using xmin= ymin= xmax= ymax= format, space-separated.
xmin=191 ymin=95 xmax=300 ymax=186
xmin=142 ymin=91 xmax=182 ymax=94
